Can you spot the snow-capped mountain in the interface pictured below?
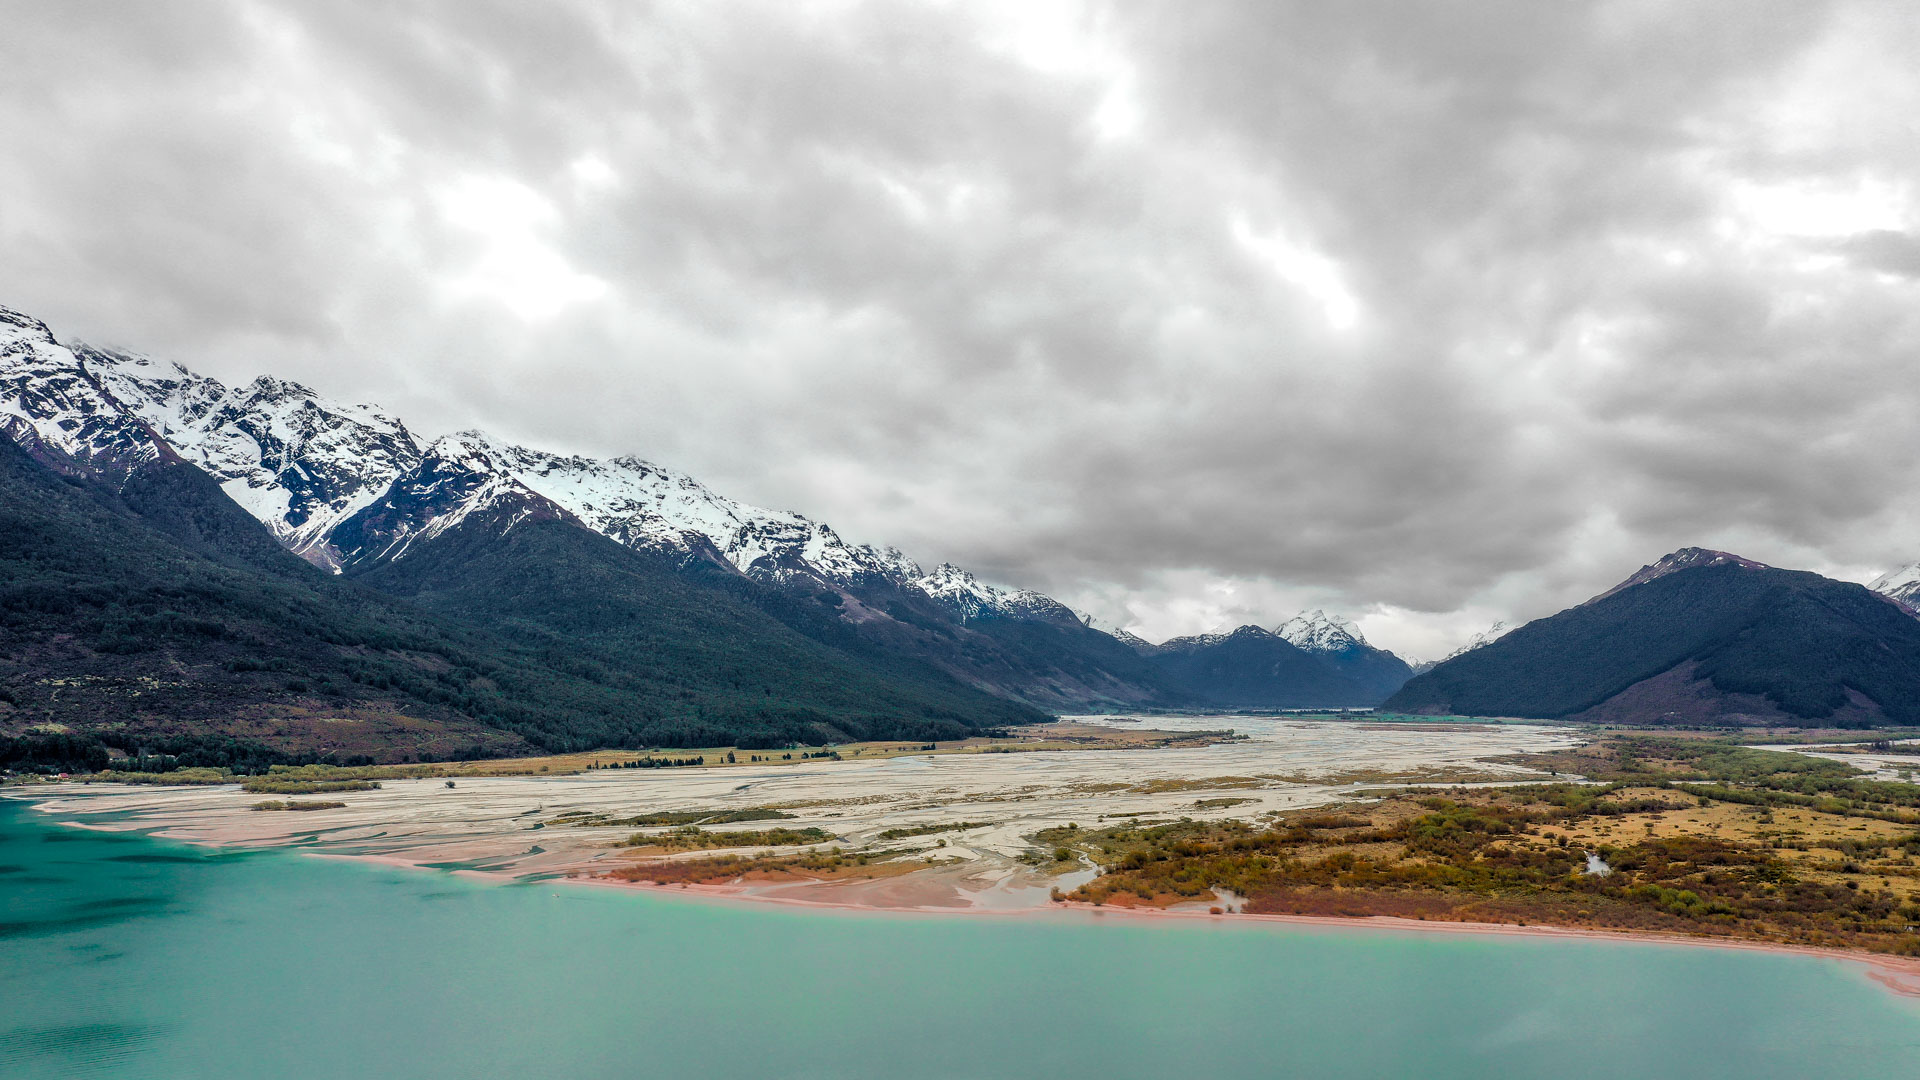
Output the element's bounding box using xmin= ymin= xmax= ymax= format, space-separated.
xmin=0 ymin=302 xmax=1073 ymax=624
xmin=1276 ymin=609 xmax=1414 ymax=699
xmin=80 ymin=350 xmax=425 ymax=567
xmin=1871 ymin=562 xmax=1920 ymax=611
xmin=1146 ymin=628 xmax=1244 ymax=653
xmin=910 ymin=563 xmax=1080 ymax=624
xmin=329 ymin=431 xmax=574 ymax=568
xmin=329 ymin=426 xmax=1067 ymax=621
xmin=1443 ymin=621 xmax=1513 ymax=661
xmin=436 ymin=431 xmax=922 ymax=585
xmin=1276 ymin=610 xmax=1367 ymax=655
xmin=1130 ymin=624 xmax=1398 ymax=706
xmin=0 ymin=308 xmax=171 ymax=483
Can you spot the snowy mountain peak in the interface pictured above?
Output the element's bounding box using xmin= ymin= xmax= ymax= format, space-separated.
xmin=1 ymin=300 xmax=1079 ymax=626
xmin=1276 ymin=609 xmax=1366 ymax=653
xmin=1869 ymin=561 xmax=1920 ymax=616
xmin=0 ymin=317 xmax=169 ymax=483
xmin=1591 ymin=547 xmax=1769 ymax=604
xmin=1157 ymin=624 xmax=1276 ymax=651
xmin=1443 ymin=621 xmax=1513 ymax=661
xmin=417 ymin=435 xmax=920 ymax=584
xmin=239 ymin=373 xmax=321 ymax=400
xmin=77 ymin=345 xmax=228 ymax=430
xmin=0 ymin=304 xmax=54 ymax=340
xmin=328 ymin=432 xmax=569 ymax=568
xmin=81 ymin=351 xmax=427 ymax=566
xmin=429 ymin=430 xmax=510 ymax=472
xmin=914 ymin=563 xmax=1003 ymax=619
xmin=1871 ymin=563 xmax=1920 ymax=595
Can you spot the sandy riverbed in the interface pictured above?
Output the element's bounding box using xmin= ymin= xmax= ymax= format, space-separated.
xmin=15 ymin=717 xmax=1580 ymax=907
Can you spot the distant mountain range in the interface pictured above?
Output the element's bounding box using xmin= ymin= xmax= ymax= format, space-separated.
xmin=1126 ymin=612 xmax=1413 ymax=708
xmin=1388 ymin=548 xmax=1920 ymax=726
xmin=36 ymin=304 xmax=1917 ymax=741
xmin=0 ymin=304 xmax=1414 ymax=759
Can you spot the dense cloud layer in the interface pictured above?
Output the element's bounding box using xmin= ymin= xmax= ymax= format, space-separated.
xmin=5 ymin=1 xmax=1919 ymax=658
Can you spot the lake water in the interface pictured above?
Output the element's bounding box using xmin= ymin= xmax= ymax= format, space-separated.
xmin=4 ymin=799 xmax=1918 ymax=1079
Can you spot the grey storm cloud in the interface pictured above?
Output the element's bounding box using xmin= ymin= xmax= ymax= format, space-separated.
xmin=4 ymin=0 xmax=1920 ymax=658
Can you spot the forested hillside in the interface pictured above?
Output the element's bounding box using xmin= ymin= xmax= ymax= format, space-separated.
xmin=1386 ymin=557 xmax=1920 ymax=725
xmin=0 ymin=438 xmax=1039 ymax=763
xmin=345 ymin=511 xmax=1044 ymax=746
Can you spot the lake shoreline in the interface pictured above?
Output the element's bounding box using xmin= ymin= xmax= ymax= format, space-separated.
xmin=577 ymin=869 xmax=1920 ymax=998
xmin=12 ymin=799 xmax=1920 ymax=1079
xmin=19 ymin=785 xmax=1920 ymax=1002
xmin=276 ymin=820 xmax=1920 ymax=1002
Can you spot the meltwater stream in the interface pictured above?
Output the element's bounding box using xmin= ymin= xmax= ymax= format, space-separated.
xmin=2 ymin=798 xmax=1918 ymax=1079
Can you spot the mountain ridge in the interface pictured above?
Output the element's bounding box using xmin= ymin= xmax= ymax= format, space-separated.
xmin=1 ymin=304 xmax=1090 ymax=630
xmin=2 ymin=304 xmax=1205 ymax=713
xmin=1386 ymin=549 xmax=1920 ymax=725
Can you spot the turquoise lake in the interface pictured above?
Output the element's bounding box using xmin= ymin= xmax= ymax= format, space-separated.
xmin=4 ymin=798 xmax=1919 ymax=1079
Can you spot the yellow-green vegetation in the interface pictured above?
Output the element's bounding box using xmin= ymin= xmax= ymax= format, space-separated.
xmin=1737 ymin=728 xmax=1920 ymax=746
xmin=1133 ymin=776 xmax=1263 ymax=794
xmin=88 ymin=768 xmax=231 ymax=786
xmin=1042 ymin=734 xmax=1920 ymax=956
xmin=1513 ymin=733 xmax=1920 ymax=821
xmin=250 ymin=800 xmax=347 ymax=811
xmin=875 ymin=821 xmax=988 ymax=841
xmin=602 ymin=847 xmax=932 ymax=886
xmin=623 ymin=825 xmax=834 ymax=851
xmin=550 ymin=808 xmax=793 ymax=827
xmin=240 ymin=778 xmax=380 ymax=794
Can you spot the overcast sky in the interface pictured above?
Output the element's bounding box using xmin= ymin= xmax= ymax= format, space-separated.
xmin=6 ymin=1 xmax=1920 ymax=659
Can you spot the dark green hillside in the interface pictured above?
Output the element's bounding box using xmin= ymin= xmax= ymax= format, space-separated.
xmin=0 ymin=438 xmax=546 ymax=758
xmin=1307 ymin=645 xmax=1414 ymax=702
xmin=345 ymin=514 xmax=1045 ymax=747
xmin=1386 ymin=560 xmax=1920 ymax=725
xmin=0 ymin=438 xmax=1037 ymax=761
xmin=1146 ymin=627 xmax=1377 ymax=708
xmin=815 ymin=581 xmax=1183 ymax=711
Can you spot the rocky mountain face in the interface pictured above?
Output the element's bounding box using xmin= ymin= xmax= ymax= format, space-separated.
xmin=0 ymin=309 xmax=172 ymax=484
xmin=1387 ymin=550 xmax=1920 ymax=725
xmin=40 ymin=338 xmax=424 ymax=569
